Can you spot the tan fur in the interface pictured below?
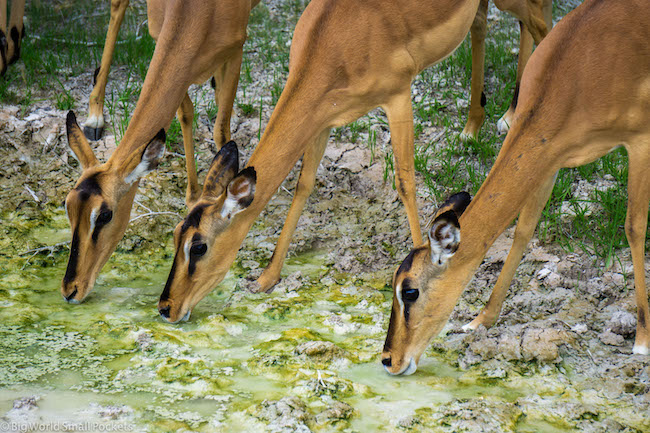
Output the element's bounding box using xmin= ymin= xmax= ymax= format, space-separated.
xmin=159 ymin=0 xmax=554 ymax=323
xmin=0 ymin=0 xmax=25 ymax=75
xmin=62 ymin=0 xmax=259 ymax=303
xmin=383 ymin=0 xmax=650 ymax=374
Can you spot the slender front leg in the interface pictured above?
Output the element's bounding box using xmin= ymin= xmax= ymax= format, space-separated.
xmin=5 ymin=0 xmax=24 ymax=66
xmin=463 ymin=172 xmax=556 ymax=330
xmin=177 ymin=92 xmax=200 ymax=207
xmin=497 ymin=20 xmax=534 ymax=135
xmin=212 ymin=50 xmax=243 ymax=149
xmin=460 ymin=0 xmax=488 ymax=141
xmin=251 ymin=128 xmax=331 ymax=293
xmin=84 ymin=0 xmax=130 ymax=140
xmin=626 ymin=146 xmax=650 ymax=355
xmin=384 ymin=90 xmax=423 ymax=247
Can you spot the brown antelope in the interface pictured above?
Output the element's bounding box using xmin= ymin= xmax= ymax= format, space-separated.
xmin=382 ymin=0 xmax=650 ymax=376
xmin=156 ymin=0 xmax=552 ymax=324
xmin=61 ymin=0 xmax=258 ymax=304
xmin=84 ymin=1 xmax=550 ymax=142
xmin=85 ymin=0 xmax=258 ymax=144
xmin=0 ymin=0 xmax=24 ymax=76
xmin=461 ymin=0 xmax=552 ymax=139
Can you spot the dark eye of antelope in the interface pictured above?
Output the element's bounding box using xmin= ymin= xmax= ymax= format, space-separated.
xmin=402 ymin=288 xmax=419 ymax=302
xmin=190 ymin=242 xmax=207 ymax=258
xmin=97 ymin=209 xmax=113 ymax=225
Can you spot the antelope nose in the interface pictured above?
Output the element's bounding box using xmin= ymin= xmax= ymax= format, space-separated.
xmin=382 ymin=357 xmax=392 ymax=367
xmin=65 ymin=288 xmax=78 ymax=303
xmin=159 ymin=306 xmax=171 ymax=319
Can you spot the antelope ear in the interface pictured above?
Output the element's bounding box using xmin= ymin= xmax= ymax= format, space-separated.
xmin=201 ymin=141 xmax=239 ymax=199
xmin=123 ymin=129 xmax=166 ymax=184
xmin=66 ymin=111 xmax=99 ymax=169
xmin=428 ymin=210 xmax=461 ymax=266
xmin=220 ymin=167 xmax=256 ymax=219
xmin=439 ymin=191 xmax=471 ymax=217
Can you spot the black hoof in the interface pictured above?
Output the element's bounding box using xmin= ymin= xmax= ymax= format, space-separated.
xmin=83 ymin=126 xmax=104 ymax=141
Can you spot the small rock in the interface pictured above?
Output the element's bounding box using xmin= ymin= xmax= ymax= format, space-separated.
xmin=608 ymin=311 xmax=636 ymax=337
xmin=571 ymin=323 xmax=588 ymax=334
xmin=599 ymin=329 xmax=625 ymax=346
xmin=13 ymin=396 xmax=39 ymax=410
xmin=315 ymin=401 xmax=353 ymax=424
xmin=295 ymin=341 xmax=345 ymax=361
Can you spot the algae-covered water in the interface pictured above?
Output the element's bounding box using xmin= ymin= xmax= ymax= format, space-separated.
xmin=2 ymin=208 xmax=648 ymax=433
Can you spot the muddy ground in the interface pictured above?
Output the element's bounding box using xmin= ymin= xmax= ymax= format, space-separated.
xmin=1 ymin=0 xmax=649 ymax=432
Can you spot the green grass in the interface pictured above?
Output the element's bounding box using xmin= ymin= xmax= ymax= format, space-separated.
xmin=6 ymin=0 xmax=647 ymax=262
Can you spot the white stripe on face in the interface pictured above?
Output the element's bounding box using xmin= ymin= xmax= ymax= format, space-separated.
xmin=395 ymin=281 xmax=404 ymax=313
xmin=89 ymin=207 xmax=99 ymax=237
xmin=183 ymin=239 xmax=192 ymax=263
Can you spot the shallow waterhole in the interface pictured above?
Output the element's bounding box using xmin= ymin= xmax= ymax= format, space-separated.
xmin=0 ymin=229 xmax=585 ymax=432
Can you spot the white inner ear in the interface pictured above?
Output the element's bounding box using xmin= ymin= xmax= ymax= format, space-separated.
xmin=220 ymin=196 xmax=239 ymax=220
xmin=124 ymin=160 xmax=151 ymax=185
xmin=184 ymin=239 xmax=192 ymax=263
xmin=89 ymin=207 xmax=99 ymax=236
xmin=429 ymin=222 xmax=460 ymax=266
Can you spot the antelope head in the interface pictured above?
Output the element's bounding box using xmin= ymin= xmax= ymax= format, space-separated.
xmin=158 ymin=141 xmax=256 ymax=323
xmin=62 ymin=111 xmax=165 ymax=303
xmin=382 ymin=192 xmax=471 ymax=375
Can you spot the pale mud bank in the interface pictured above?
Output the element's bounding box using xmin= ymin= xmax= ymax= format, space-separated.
xmin=1 ymin=0 xmax=648 ymax=431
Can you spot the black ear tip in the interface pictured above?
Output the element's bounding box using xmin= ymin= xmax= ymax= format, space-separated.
xmin=155 ymin=128 xmax=166 ymax=142
xmin=240 ymin=166 xmax=257 ymax=181
xmin=66 ymin=110 xmax=78 ymax=127
xmin=444 ymin=191 xmax=472 ymax=215
xmin=222 ymin=140 xmax=239 ymax=155
xmin=435 ymin=209 xmax=460 ymax=227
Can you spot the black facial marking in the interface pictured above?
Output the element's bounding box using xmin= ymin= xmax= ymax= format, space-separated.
xmin=182 ymin=204 xmax=208 ymax=233
xmin=160 ymin=252 xmax=178 ymax=302
xmin=63 ymin=228 xmax=80 ymax=284
xmin=93 ymin=66 xmax=101 ymax=86
xmin=91 ymin=203 xmax=113 ymax=243
xmin=210 ymin=76 xmax=216 ymax=89
xmin=480 ymin=91 xmax=487 ymax=107
xmin=188 ymin=233 xmax=206 ymax=277
xmin=383 ymin=307 xmax=397 ymax=352
xmin=397 ymin=246 xmax=427 ymax=276
xmin=76 ymin=175 xmax=102 ymax=201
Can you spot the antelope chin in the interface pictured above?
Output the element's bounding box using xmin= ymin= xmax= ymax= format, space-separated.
xmin=384 ymin=357 xmax=418 ymax=376
xmin=162 ymin=308 xmax=192 ymax=324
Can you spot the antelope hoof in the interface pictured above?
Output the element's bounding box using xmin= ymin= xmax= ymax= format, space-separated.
xmin=239 ymin=277 xmax=274 ymax=294
xmin=632 ymin=344 xmax=649 ymax=355
xmin=461 ymin=321 xmax=478 ymax=332
xmin=496 ymin=115 xmax=511 ymax=135
xmin=459 ymin=130 xmax=477 ymax=142
xmin=83 ymin=126 xmax=104 ymax=141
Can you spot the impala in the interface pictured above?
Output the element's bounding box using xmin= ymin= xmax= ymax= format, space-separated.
xmin=382 ymin=0 xmax=650 ymax=375
xmin=62 ymin=0 xmax=258 ymax=303
xmin=0 ymin=0 xmax=24 ymax=76
xmin=157 ymin=0 xmax=552 ymax=323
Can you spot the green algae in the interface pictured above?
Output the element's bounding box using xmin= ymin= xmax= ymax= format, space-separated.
xmin=1 ymin=212 xmax=649 ymax=432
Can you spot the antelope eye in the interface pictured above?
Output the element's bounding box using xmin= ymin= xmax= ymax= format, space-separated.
xmin=402 ymin=288 xmax=419 ymax=302
xmin=97 ymin=209 xmax=113 ymax=224
xmin=190 ymin=243 xmax=207 ymax=257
